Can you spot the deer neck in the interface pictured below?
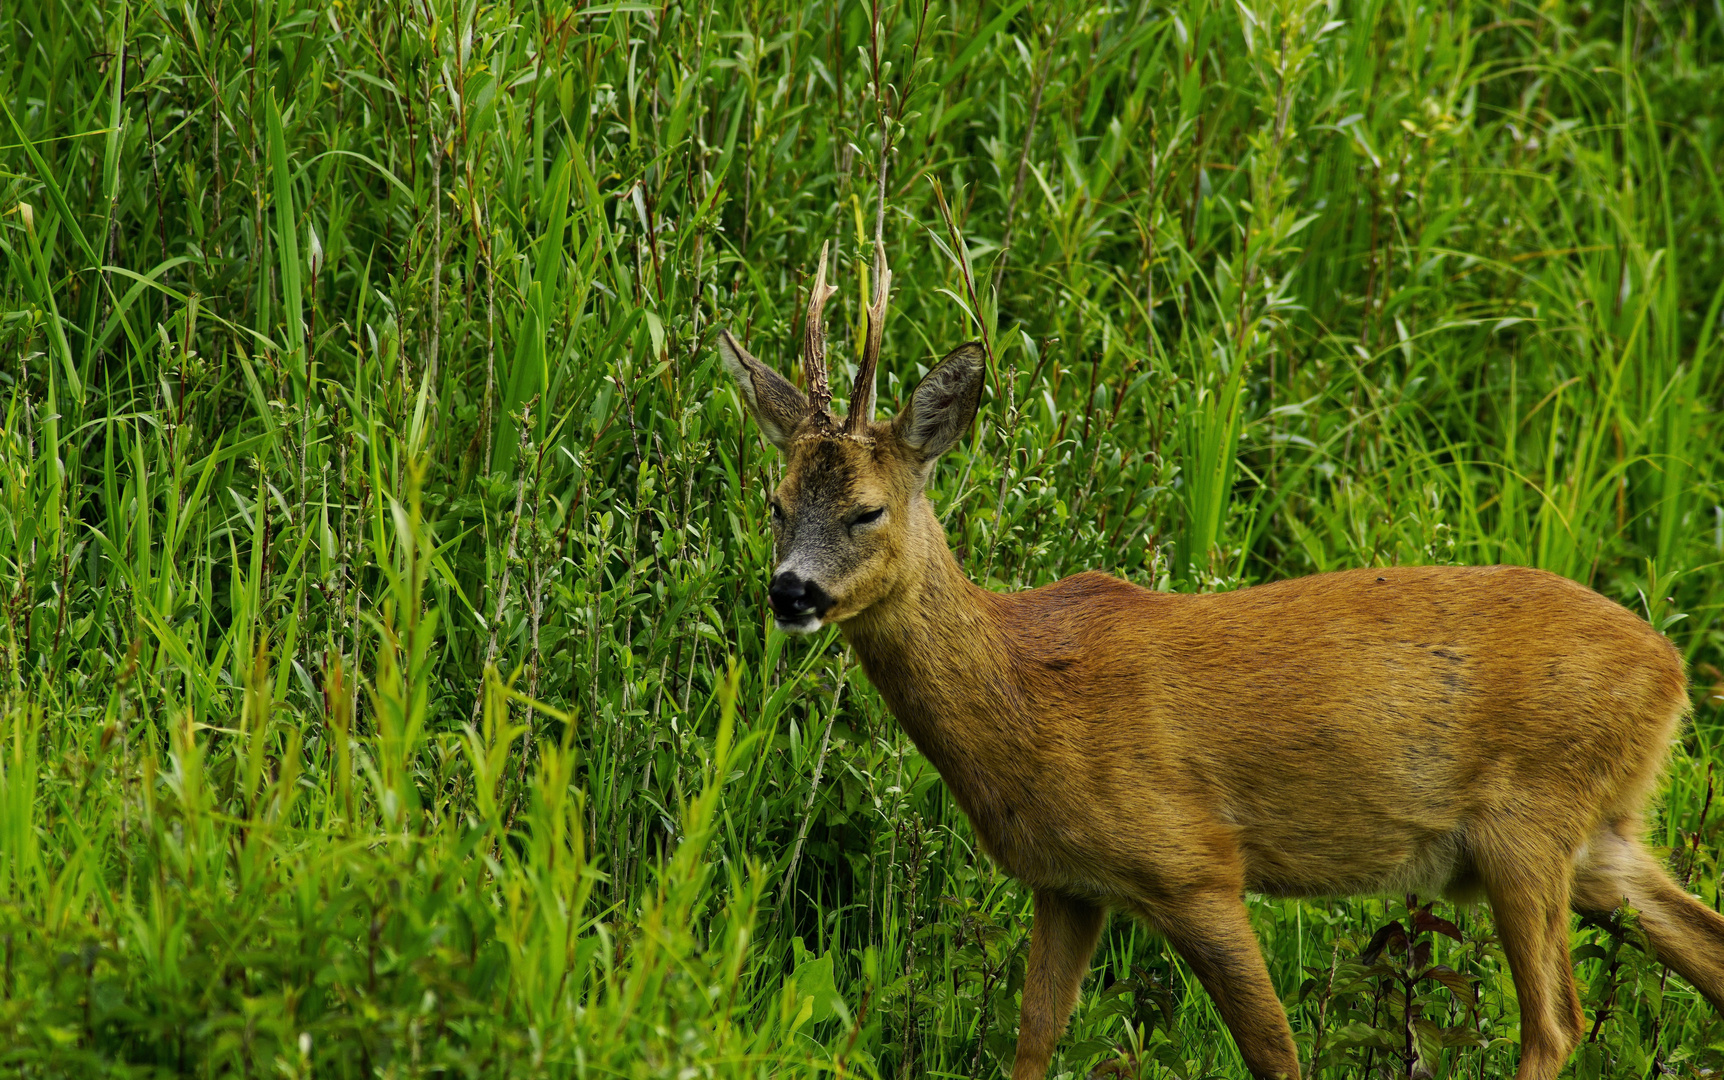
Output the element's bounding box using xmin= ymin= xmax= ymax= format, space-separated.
xmin=839 ymin=501 xmax=1027 ymax=815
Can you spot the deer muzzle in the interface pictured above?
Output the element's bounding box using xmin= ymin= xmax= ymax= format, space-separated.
xmin=769 ymin=570 xmax=834 ymax=632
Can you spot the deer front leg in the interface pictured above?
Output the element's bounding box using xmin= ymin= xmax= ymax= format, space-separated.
xmin=1011 ymin=889 xmax=1106 ymax=1080
xmin=1144 ymin=890 xmax=1300 ymax=1080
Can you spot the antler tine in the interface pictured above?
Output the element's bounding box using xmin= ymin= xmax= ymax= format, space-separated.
xmin=802 ymin=241 xmax=840 ymax=419
xmin=846 ymin=239 xmax=891 ymax=434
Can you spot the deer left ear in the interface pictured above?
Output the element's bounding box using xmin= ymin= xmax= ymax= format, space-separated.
xmin=896 ymin=342 xmax=985 ymax=462
xmin=718 ymin=329 xmax=809 ymax=452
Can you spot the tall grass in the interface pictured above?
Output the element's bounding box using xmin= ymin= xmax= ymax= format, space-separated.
xmin=1 ymin=1 xmax=1721 ymax=1076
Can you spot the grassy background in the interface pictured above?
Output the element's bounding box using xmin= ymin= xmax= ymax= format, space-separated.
xmin=2 ymin=0 xmax=1722 ymax=1076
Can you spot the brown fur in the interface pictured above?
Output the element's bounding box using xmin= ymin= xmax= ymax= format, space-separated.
xmin=719 ymin=332 xmax=1718 ymax=1080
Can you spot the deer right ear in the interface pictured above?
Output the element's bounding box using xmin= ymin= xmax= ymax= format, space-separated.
xmin=897 ymin=342 xmax=986 ymax=463
xmin=718 ymin=329 xmax=808 ymax=452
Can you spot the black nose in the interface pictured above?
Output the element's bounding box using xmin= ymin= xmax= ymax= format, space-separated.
xmin=769 ymin=571 xmax=834 ymax=620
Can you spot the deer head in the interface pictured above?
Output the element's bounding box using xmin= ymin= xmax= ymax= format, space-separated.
xmin=717 ymin=241 xmax=985 ymax=633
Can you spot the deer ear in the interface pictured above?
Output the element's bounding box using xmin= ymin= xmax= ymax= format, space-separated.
xmin=897 ymin=342 xmax=985 ymax=463
xmin=718 ymin=329 xmax=808 ymax=452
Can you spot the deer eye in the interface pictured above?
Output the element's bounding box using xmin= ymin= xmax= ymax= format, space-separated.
xmin=848 ymin=507 xmax=885 ymax=530
xmin=769 ymin=499 xmax=785 ymax=524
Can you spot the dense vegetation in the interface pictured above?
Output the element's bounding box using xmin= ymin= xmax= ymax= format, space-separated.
xmin=2 ymin=0 xmax=1721 ymax=1075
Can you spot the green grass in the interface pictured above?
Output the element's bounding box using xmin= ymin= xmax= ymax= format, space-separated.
xmin=1 ymin=0 xmax=1722 ymax=1076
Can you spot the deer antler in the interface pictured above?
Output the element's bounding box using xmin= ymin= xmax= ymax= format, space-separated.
xmin=846 ymin=238 xmax=891 ymax=435
xmin=802 ymin=241 xmax=840 ymax=420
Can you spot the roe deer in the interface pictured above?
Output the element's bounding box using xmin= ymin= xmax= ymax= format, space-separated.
xmin=717 ymin=242 xmax=1720 ymax=1080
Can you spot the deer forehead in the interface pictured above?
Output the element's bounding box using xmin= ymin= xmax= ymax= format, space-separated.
xmin=779 ymin=435 xmax=903 ymax=509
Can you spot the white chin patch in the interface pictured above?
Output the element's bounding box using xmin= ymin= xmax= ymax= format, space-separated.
xmin=774 ymin=615 xmax=823 ymax=635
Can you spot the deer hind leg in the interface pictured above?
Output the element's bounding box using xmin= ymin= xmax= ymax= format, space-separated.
xmin=1476 ymin=837 xmax=1585 ymax=1080
xmin=1011 ymin=889 xmax=1107 ymax=1080
xmin=1138 ymin=890 xmax=1300 ymax=1080
xmin=1572 ymin=821 xmax=1724 ymax=1014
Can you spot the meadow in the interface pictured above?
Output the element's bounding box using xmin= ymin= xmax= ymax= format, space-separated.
xmin=2 ymin=0 xmax=1722 ymax=1075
